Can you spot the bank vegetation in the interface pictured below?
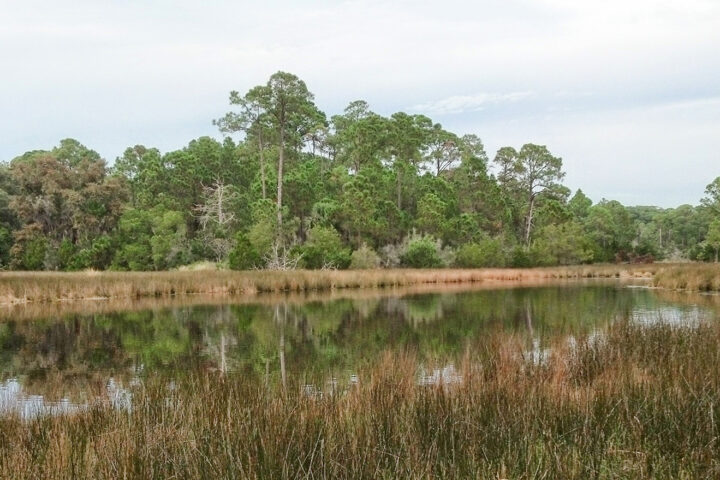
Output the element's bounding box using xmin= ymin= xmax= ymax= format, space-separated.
xmin=0 ymin=265 xmax=660 ymax=305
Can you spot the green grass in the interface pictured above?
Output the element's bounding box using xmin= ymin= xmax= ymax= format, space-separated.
xmin=1 ymin=319 xmax=718 ymax=479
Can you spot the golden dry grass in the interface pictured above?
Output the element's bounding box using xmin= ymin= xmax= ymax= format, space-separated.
xmin=653 ymin=263 xmax=720 ymax=291
xmin=0 ymin=264 xmax=660 ymax=306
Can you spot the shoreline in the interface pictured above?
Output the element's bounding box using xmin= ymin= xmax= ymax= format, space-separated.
xmin=0 ymin=264 xmax=663 ymax=307
xmin=0 ymin=276 xmax=643 ymax=322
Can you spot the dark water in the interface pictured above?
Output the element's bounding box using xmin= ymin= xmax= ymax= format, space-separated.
xmin=0 ymin=282 xmax=716 ymax=417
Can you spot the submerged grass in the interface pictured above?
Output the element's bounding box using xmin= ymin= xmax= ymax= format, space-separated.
xmin=0 ymin=264 xmax=659 ymax=305
xmin=2 ymin=320 xmax=719 ymax=479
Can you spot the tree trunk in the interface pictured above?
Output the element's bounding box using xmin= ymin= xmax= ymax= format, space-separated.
xmin=216 ymin=181 xmax=224 ymax=226
xmin=258 ymin=131 xmax=267 ymax=200
xmin=276 ymin=125 xmax=285 ymax=240
xmin=524 ymin=196 xmax=535 ymax=248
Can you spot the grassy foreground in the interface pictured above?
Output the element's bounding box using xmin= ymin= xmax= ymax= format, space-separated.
xmin=1 ymin=320 xmax=719 ymax=479
xmin=0 ymin=264 xmax=659 ymax=305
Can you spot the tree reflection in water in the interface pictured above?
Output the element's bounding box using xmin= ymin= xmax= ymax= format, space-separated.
xmin=0 ymin=283 xmax=714 ymax=414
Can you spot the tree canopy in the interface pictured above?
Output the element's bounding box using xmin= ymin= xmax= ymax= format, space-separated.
xmin=0 ymin=72 xmax=717 ymax=271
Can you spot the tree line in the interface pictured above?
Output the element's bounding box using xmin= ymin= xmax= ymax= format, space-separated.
xmin=1 ymin=71 xmax=719 ymax=271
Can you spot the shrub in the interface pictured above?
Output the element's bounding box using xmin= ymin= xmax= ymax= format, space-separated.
xmin=299 ymin=226 xmax=350 ymax=269
xmin=456 ymin=238 xmax=506 ymax=268
xmin=510 ymin=246 xmax=532 ymax=268
xmin=382 ymin=232 xmax=454 ymax=269
xmin=150 ymin=209 xmax=190 ymax=270
xmin=57 ymin=239 xmax=77 ymax=270
xmin=531 ymin=222 xmax=594 ymax=266
xmin=401 ymin=236 xmax=443 ymax=268
xmin=228 ymin=233 xmax=262 ymax=270
xmin=350 ymin=243 xmax=381 ymax=269
xmin=10 ymin=228 xmax=47 ymax=271
xmin=0 ymin=226 xmax=11 ymax=267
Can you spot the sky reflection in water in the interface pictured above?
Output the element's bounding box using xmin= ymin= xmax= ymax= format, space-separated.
xmin=0 ymin=283 xmax=715 ymax=416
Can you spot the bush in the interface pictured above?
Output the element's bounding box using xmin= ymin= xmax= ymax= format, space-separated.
xmin=228 ymin=233 xmax=262 ymax=270
xmin=299 ymin=226 xmax=350 ymax=269
xmin=350 ymin=243 xmax=381 ymax=269
xmin=401 ymin=237 xmax=443 ymax=268
xmin=57 ymin=239 xmax=77 ymax=270
xmin=510 ymin=246 xmax=532 ymax=268
xmin=150 ymin=209 xmax=190 ymax=270
xmin=381 ymin=232 xmax=454 ymax=269
xmin=0 ymin=226 xmax=11 ymax=267
xmin=455 ymin=238 xmax=505 ymax=268
xmin=10 ymin=230 xmax=47 ymax=271
xmin=531 ymin=222 xmax=594 ymax=266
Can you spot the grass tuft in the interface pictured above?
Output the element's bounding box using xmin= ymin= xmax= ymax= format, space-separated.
xmin=1 ymin=320 xmax=719 ymax=478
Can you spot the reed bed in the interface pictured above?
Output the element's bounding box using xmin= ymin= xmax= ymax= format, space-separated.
xmin=653 ymin=263 xmax=720 ymax=291
xmin=2 ymin=320 xmax=718 ymax=479
xmin=0 ymin=264 xmax=659 ymax=305
xmin=0 ymin=276 xmax=622 ymax=322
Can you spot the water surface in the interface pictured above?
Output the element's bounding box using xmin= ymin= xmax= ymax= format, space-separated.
xmin=0 ymin=281 xmax=715 ymax=417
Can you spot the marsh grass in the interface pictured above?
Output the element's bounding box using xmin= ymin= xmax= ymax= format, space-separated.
xmin=1 ymin=320 xmax=718 ymax=479
xmin=0 ymin=265 xmax=659 ymax=306
xmin=654 ymin=264 xmax=720 ymax=291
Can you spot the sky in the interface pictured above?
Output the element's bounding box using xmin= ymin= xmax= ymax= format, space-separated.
xmin=1 ymin=0 xmax=718 ymax=207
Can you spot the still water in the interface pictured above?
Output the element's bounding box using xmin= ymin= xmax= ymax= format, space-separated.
xmin=0 ymin=281 xmax=716 ymax=417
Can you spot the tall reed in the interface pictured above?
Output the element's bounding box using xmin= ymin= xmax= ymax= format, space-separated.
xmin=653 ymin=263 xmax=720 ymax=291
xmin=1 ymin=319 xmax=718 ymax=479
xmin=0 ymin=264 xmax=660 ymax=305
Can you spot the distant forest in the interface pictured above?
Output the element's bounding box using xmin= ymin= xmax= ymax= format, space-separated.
xmin=2 ymin=71 xmax=720 ymax=271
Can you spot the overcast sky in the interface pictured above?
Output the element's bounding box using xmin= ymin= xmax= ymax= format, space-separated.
xmin=1 ymin=0 xmax=718 ymax=207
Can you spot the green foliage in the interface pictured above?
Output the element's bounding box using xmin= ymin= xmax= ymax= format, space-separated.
xmin=1 ymin=72 xmax=717 ymax=271
xmin=704 ymin=219 xmax=720 ymax=262
xmin=0 ymin=226 xmax=11 ymax=268
xmin=401 ymin=236 xmax=443 ymax=268
xmin=150 ymin=209 xmax=190 ymax=270
xmin=510 ymin=246 xmax=533 ymax=268
xmin=298 ymin=226 xmax=350 ymax=269
xmin=568 ymin=189 xmax=592 ymax=219
xmin=57 ymin=239 xmax=77 ymax=270
xmin=228 ymin=233 xmax=262 ymax=270
xmin=349 ymin=243 xmax=381 ymax=269
xmin=455 ymin=238 xmax=506 ymax=268
xmin=585 ymin=200 xmax=635 ymax=262
xmin=69 ymin=236 xmax=115 ymax=270
xmin=11 ymin=230 xmax=47 ymax=271
xmin=112 ymin=208 xmax=153 ymax=271
xmin=247 ymin=199 xmax=278 ymax=261
xmin=416 ymin=192 xmax=450 ymax=240
xmin=531 ymin=222 xmax=594 ymax=266
xmin=701 ymin=177 xmax=720 ymax=215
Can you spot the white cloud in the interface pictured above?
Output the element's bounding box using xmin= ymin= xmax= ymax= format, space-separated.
xmin=0 ymin=0 xmax=718 ymax=205
xmin=410 ymin=92 xmax=533 ymax=115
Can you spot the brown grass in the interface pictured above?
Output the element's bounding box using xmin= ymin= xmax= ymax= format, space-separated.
xmin=653 ymin=263 xmax=720 ymax=291
xmin=1 ymin=320 xmax=718 ymax=478
xmin=0 ymin=276 xmax=626 ymax=321
xmin=0 ymin=264 xmax=660 ymax=306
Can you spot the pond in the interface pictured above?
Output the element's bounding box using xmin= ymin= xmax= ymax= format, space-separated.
xmin=0 ymin=280 xmax=716 ymax=418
